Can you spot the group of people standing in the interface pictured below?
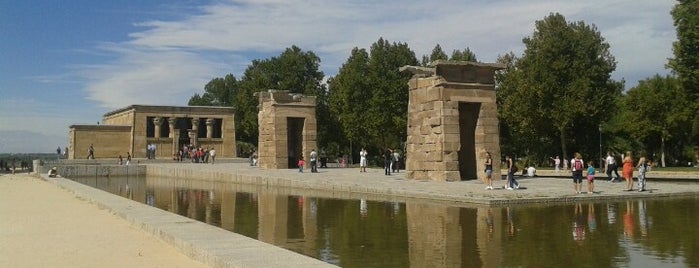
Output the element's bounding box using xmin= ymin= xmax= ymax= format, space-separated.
xmin=605 ymin=151 xmax=650 ymax=192
xmin=178 ymin=144 xmax=216 ymax=164
xmin=356 ymin=147 xmax=402 ymax=175
xmin=484 ymin=150 xmax=651 ymax=193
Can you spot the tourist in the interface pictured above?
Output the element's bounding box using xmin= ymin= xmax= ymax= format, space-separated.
xmin=297 ymin=156 xmax=305 ymax=173
xmin=56 ymin=146 xmax=62 ymax=160
xmin=483 ymin=152 xmax=494 ymax=190
xmin=526 ymin=166 xmax=536 ymax=177
xmin=209 ymin=147 xmax=216 ymax=164
xmin=392 ymin=149 xmax=400 ymax=173
xmin=320 ymin=150 xmax=328 ymax=168
xmin=87 ymin=144 xmax=94 ymax=159
xmin=252 ymin=150 xmax=258 ymax=166
xmin=126 ymin=152 xmax=131 ymax=165
xmin=310 ymin=149 xmax=318 ymax=173
xmin=586 ymin=161 xmax=596 ymax=194
xmin=505 ymin=155 xmax=519 ymax=190
xmin=636 ymin=157 xmax=649 ymax=192
xmin=384 ymin=148 xmax=392 ymax=175
xmin=605 ymin=151 xmax=621 ymax=182
xmin=47 ymin=167 xmax=59 ymax=178
xmin=622 ymin=151 xmax=634 ymax=191
xmin=359 ymin=148 xmax=368 ymax=173
xmin=571 ymin=153 xmax=585 ymax=194
xmin=549 ymin=155 xmax=561 ymax=173
xmin=118 ymin=155 xmax=123 ymax=165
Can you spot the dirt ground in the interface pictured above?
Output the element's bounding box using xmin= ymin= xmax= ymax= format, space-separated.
xmin=0 ymin=173 xmax=209 ymax=268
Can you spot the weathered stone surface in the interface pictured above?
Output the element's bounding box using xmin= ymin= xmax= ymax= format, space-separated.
xmin=403 ymin=61 xmax=503 ymax=182
xmin=70 ymin=105 xmax=236 ymax=159
xmin=257 ymin=90 xmax=317 ymax=169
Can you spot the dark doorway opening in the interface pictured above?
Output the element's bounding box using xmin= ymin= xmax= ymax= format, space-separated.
xmin=287 ymin=117 xmax=305 ymax=169
xmin=176 ymin=118 xmax=193 ymax=149
xmin=458 ymin=102 xmax=481 ymax=180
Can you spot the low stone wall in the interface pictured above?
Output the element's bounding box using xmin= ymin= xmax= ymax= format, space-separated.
xmin=34 ymin=161 xmax=146 ymax=178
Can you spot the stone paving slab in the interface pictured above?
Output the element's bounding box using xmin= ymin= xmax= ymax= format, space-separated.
xmin=147 ymin=162 xmax=699 ymax=206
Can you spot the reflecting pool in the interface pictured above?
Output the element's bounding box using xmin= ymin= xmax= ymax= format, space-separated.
xmin=70 ymin=176 xmax=699 ymax=268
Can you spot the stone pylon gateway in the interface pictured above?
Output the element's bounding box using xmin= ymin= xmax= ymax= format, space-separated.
xmin=400 ymin=61 xmax=504 ymax=182
xmin=257 ymin=90 xmax=317 ymax=169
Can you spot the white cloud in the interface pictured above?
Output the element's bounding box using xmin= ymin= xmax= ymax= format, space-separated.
xmin=78 ymin=0 xmax=676 ymax=109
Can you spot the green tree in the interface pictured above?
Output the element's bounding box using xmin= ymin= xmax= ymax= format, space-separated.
xmin=421 ymin=44 xmax=448 ymax=66
xmin=498 ymin=13 xmax=622 ymax=161
xmin=329 ymin=38 xmax=417 ymax=159
xmin=450 ymin=47 xmax=478 ymax=62
xmin=188 ymin=74 xmax=238 ymax=106
xmin=327 ymin=48 xmax=372 ymax=149
xmin=620 ymin=75 xmax=690 ymax=166
xmin=668 ymin=0 xmax=699 ymax=158
xmin=236 ymin=46 xmax=326 ymax=145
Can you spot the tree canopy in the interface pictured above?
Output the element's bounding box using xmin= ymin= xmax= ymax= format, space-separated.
xmin=497 ymin=13 xmax=622 ymax=162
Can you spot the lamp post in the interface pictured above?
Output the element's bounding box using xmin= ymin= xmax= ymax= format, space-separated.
xmin=598 ymin=124 xmax=603 ymax=169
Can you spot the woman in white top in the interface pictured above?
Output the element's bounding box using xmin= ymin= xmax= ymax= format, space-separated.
xmin=359 ymin=148 xmax=368 ymax=173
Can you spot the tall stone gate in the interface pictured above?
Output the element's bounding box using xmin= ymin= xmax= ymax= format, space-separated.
xmin=257 ymin=90 xmax=317 ymax=169
xmin=401 ymin=61 xmax=504 ymax=181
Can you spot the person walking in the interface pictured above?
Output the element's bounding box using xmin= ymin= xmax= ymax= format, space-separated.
xmin=297 ymin=157 xmax=305 ymax=173
xmin=126 ymin=152 xmax=131 ymax=165
xmin=605 ymin=151 xmax=621 ymax=182
xmin=622 ymin=151 xmax=635 ymax=191
xmin=484 ymin=152 xmax=494 ymax=190
xmin=392 ymin=149 xmax=400 ymax=173
xmin=384 ymin=148 xmax=392 ymax=176
xmin=571 ymin=153 xmax=585 ymax=194
xmin=549 ymin=155 xmax=561 ymax=173
xmin=636 ymin=157 xmax=649 ymax=192
xmin=359 ymin=148 xmax=368 ymax=173
xmin=209 ymin=147 xmax=216 ymax=164
xmin=87 ymin=144 xmax=95 ymax=159
xmin=310 ymin=149 xmax=318 ymax=173
xmin=505 ymin=155 xmax=519 ymax=190
xmin=586 ymin=161 xmax=596 ymax=194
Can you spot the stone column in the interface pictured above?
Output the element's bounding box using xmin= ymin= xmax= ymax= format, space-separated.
xmin=168 ymin=118 xmax=177 ymax=138
xmin=153 ymin=117 xmax=163 ymax=138
xmin=192 ymin=118 xmax=199 ymax=132
xmin=206 ymin=118 xmax=214 ymax=139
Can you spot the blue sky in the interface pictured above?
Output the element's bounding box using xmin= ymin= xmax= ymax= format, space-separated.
xmin=0 ymin=0 xmax=676 ymax=153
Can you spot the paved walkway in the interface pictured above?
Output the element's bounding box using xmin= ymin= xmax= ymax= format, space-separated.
xmin=0 ymin=173 xmax=209 ymax=268
xmin=148 ymin=161 xmax=699 ymax=206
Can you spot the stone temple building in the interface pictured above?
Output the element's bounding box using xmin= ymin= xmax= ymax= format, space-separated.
xmin=401 ymin=61 xmax=504 ymax=182
xmin=68 ymin=105 xmax=236 ymax=159
xmin=256 ymin=90 xmax=317 ymax=169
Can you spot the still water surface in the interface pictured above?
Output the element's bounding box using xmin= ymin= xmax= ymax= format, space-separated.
xmin=70 ymin=176 xmax=699 ymax=268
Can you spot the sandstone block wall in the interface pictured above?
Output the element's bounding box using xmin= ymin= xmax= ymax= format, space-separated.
xmin=403 ymin=61 xmax=503 ymax=182
xmin=257 ymin=91 xmax=317 ymax=169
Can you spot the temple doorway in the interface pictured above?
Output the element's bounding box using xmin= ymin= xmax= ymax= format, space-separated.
xmin=287 ymin=117 xmax=305 ymax=168
xmin=458 ymin=102 xmax=481 ymax=180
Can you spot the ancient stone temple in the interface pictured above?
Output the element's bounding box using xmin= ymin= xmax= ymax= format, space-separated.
xmin=68 ymin=105 xmax=236 ymax=159
xmin=400 ymin=61 xmax=504 ymax=181
xmin=257 ymin=90 xmax=317 ymax=169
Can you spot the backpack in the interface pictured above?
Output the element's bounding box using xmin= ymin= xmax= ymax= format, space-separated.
xmin=574 ymin=159 xmax=583 ymax=171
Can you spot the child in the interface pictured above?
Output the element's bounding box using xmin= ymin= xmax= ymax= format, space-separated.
xmin=637 ymin=157 xmax=649 ymax=192
xmin=586 ymin=161 xmax=596 ymax=194
xmin=298 ymin=157 xmax=305 ymax=173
